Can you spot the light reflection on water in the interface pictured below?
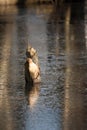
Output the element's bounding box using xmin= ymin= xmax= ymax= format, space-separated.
xmin=0 ymin=3 xmax=87 ymax=130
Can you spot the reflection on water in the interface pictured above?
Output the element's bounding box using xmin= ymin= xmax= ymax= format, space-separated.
xmin=0 ymin=3 xmax=87 ymax=130
xmin=64 ymin=9 xmax=87 ymax=129
xmin=25 ymin=83 xmax=40 ymax=109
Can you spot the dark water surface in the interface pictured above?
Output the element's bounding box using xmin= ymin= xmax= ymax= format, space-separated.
xmin=0 ymin=3 xmax=87 ymax=130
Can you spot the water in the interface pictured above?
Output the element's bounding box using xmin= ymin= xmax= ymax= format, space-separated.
xmin=0 ymin=3 xmax=87 ymax=130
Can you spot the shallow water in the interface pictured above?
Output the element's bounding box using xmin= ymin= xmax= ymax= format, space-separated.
xmin=0 ymin=3 xmax=87 ymax=130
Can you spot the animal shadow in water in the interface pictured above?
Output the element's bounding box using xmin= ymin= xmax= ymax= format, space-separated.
xmin=25 ymin=82 xmax=40 ymax=106
xmin=25 ymin=60 xmax=33 ymax=86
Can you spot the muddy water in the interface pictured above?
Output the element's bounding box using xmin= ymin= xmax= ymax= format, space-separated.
xmin=0 ymin=3 xmax=87 ymax=130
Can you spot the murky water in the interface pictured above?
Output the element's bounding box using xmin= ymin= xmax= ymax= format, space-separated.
xmin=0 ymin=3 xmax=87 ymax=130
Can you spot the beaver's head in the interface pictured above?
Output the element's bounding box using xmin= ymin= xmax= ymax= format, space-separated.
xmin=26 ymin=45 xmax=36 ymax=58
